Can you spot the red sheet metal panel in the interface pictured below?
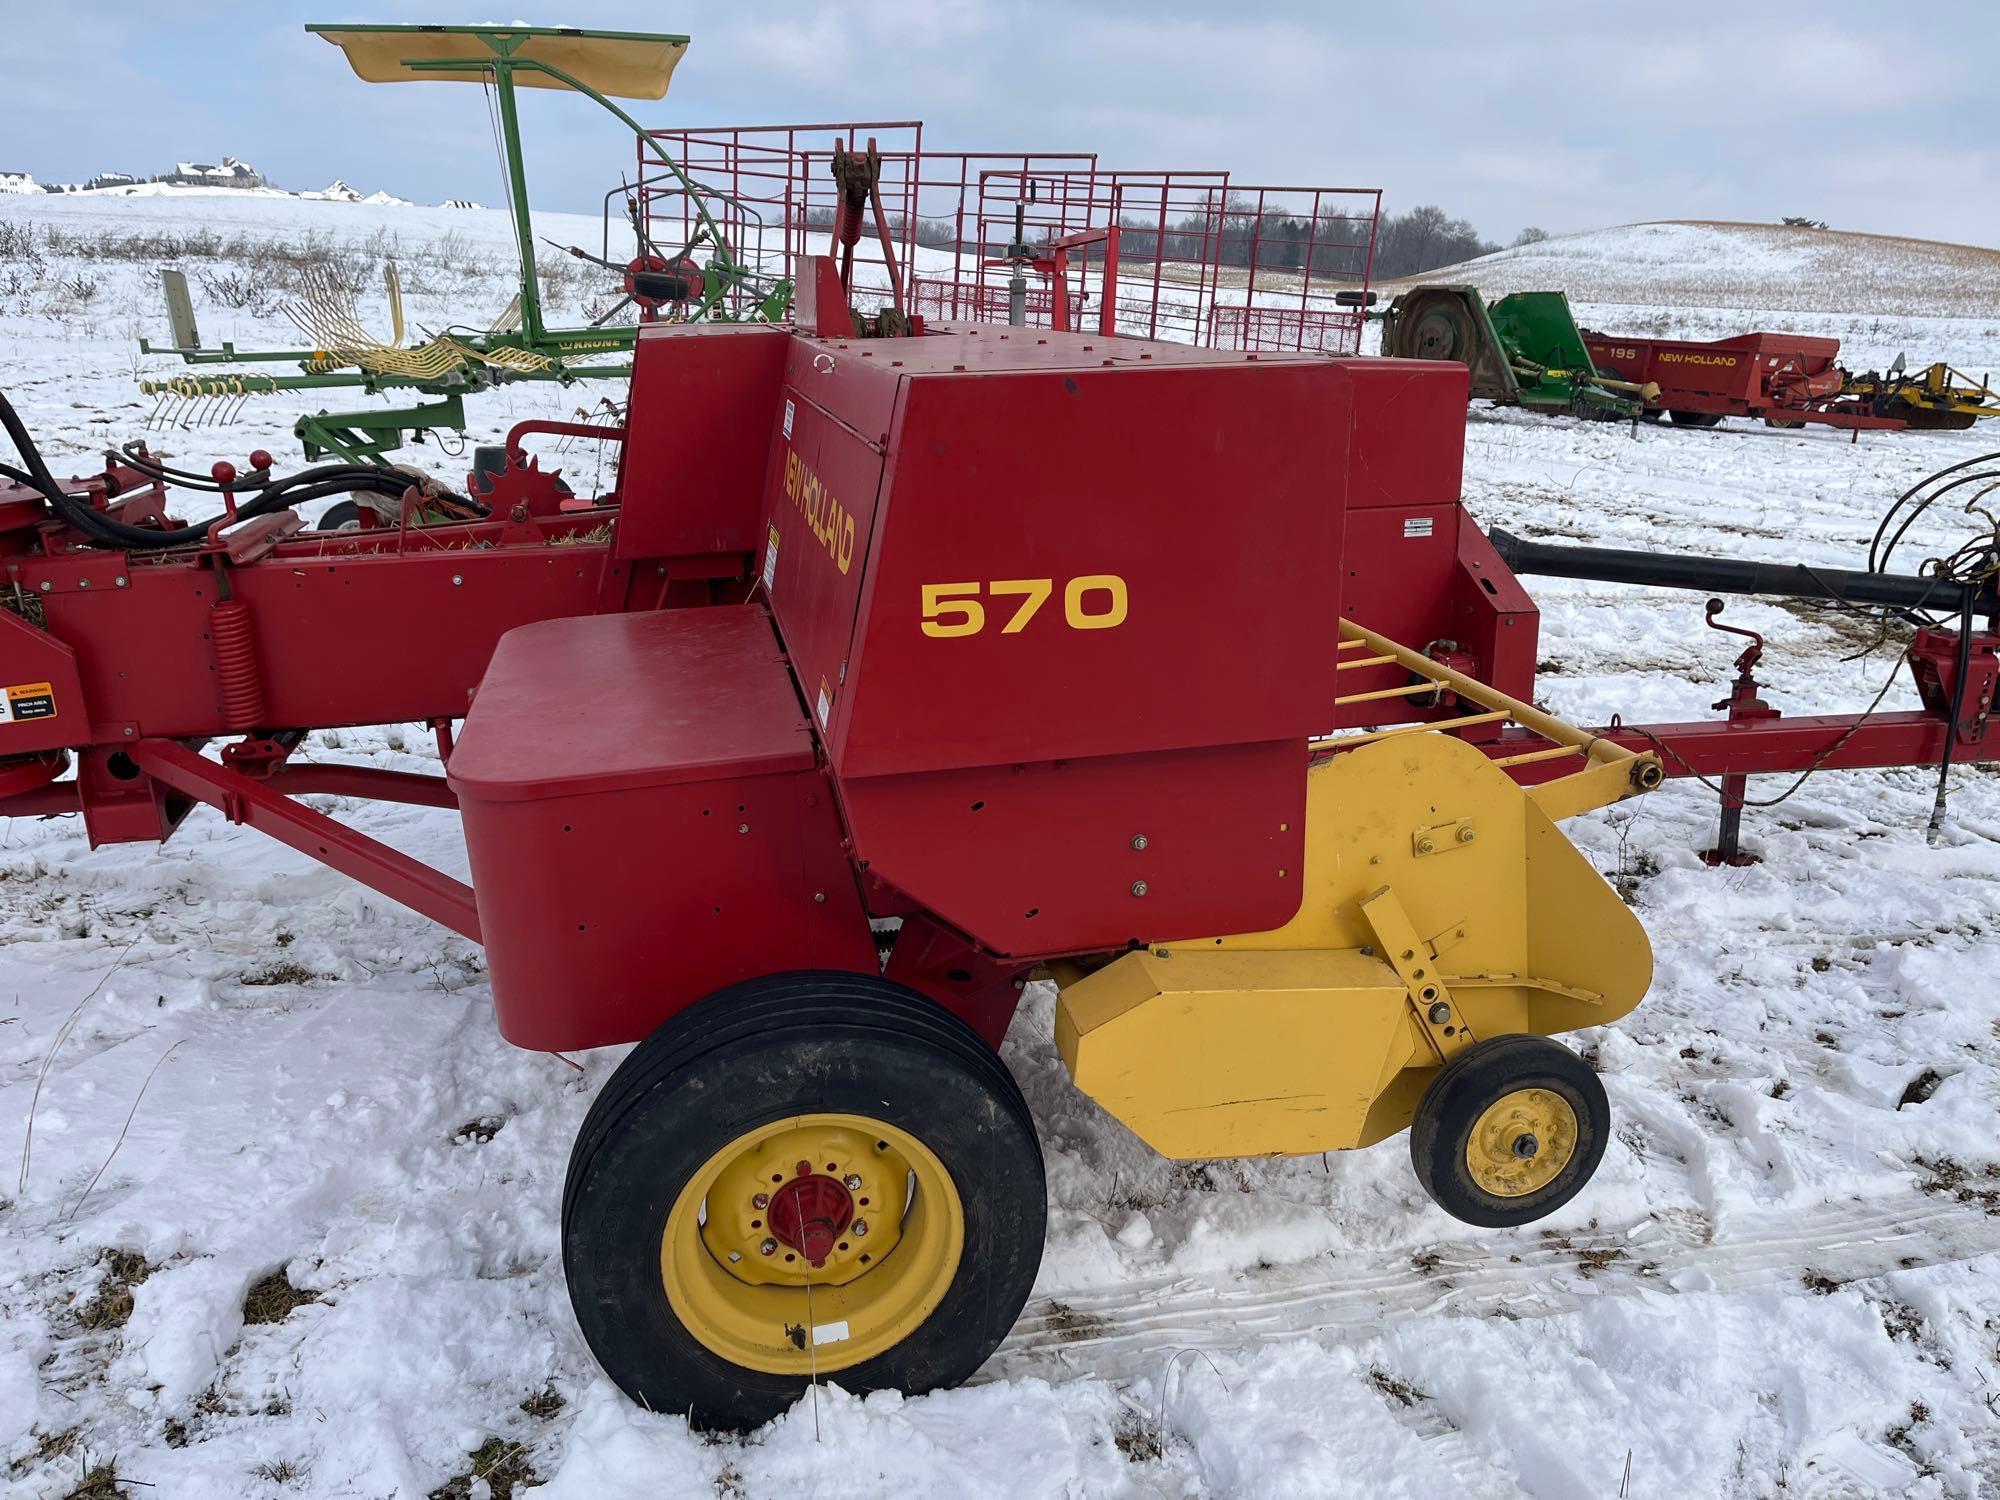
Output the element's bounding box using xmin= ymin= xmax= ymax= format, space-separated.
xmin=747 ymin=327 xmax=1368 ymax=956
xmin=449 ymin=606 xmax=808 ymax=800
xmin=12 ymin=534 xmax=614 ymax=745
xmin=451 ymin=606 xmax=875 ymax=1050
xmin=1583 ymin=331 xmax=1846 ymax=417
xmin=757 ymin=381 xmax=889 ymax=735
xmin=615 ymin=322 xmax=790 ymax=563
xmin=831 ymin=333 xmax=1352 ymax=777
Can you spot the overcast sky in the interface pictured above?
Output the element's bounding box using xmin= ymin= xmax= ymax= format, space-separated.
xmin=12 ymin=2 xmax=1998 ymax=247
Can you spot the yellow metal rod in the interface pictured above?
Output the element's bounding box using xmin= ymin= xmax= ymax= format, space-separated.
xmin=1491 ymin=744 xmax=1583 ymax=769
xmin=1339 ymin=621 xmax=1639 ymax=768
xmin=1335 ymin=682 xmax=1440 ymax=707
xmin=1335 ymin=653 xmax=1398 ymax=671
xmin=1309 ymin=710 xmax=1509 ymax=752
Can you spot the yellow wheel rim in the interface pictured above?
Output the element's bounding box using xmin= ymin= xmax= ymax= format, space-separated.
xmin=1465 ymin=1087 xmax=1577 ymax=1198
xmin=662 ymin=1113 xmax=964 ymax=1376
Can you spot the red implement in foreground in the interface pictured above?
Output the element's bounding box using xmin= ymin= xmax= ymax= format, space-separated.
xmin=3 ymin=259 xmax=1993 ymax=1428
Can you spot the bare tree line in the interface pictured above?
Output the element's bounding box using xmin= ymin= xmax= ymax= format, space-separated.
xmin=790 ymin=198 xmax=1544 ymax=281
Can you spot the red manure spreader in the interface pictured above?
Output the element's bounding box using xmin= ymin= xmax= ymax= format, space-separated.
xmin=1582 ymin=329 xmax=1903 ymax=432
xmin=5 ymin=24 xmax=1998 ymax=1431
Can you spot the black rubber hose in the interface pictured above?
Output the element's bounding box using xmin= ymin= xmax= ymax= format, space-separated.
xmin=113 ymin=441 xmax=277 ymax=493
xmin=1870 ymin=451 xmax=2000 ymax=573
xmin=3 ymin=385 xmax=458 ymax=550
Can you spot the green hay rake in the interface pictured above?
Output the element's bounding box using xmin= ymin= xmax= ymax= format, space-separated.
xmin=137 ymin=24 xmax=792 ymax=463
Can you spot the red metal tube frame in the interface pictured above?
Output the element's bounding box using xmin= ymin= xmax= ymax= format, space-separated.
xmin=125 ymin=740 xmax=481 ymax=941
xmin=1479 ymin=711 xmax=1968 ymax=784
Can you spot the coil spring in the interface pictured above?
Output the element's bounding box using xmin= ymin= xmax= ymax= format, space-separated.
xmin=210 ymin=598 xmax=266 ymax=729
xmin=835 ymin=197 xmax=865 ymax=250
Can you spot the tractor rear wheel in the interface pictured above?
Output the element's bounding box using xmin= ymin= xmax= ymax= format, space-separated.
xmin=561 ymin=971 xmax=1045 ymax=1429
xmin=1409 ymin=1034 xmax=1609 ymax=1228
xmin=1667 ymin=409 xmax=1724 ymax=428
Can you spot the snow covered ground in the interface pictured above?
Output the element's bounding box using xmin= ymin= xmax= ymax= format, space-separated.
xmin=3 ymin=198 xmax=2000 ymax=1498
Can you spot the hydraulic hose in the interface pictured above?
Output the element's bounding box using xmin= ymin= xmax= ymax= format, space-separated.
xmin=1 ymin=385 xmax=461 ymax=550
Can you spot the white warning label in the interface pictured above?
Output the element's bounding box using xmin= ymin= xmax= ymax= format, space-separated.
xmin=783 ymin=399 xmax=796 ymax=438
xmin=1403 ymin=515 xmax=1436 ymax=539
xmin=815 ymin=675 xmax=832 ymax=730
xmin=762 ymin=525 xmax=780 ymax=590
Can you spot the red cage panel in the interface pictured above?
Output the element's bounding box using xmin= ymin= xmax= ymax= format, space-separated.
xmin=633 ymin=123 xmax=1380 ymax=353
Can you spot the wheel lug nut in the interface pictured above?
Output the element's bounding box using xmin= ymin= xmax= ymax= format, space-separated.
xmin=759 ymin=1237 xmax=778 ymax=1256
xmin=843 ymin=1174 xmax=863 ymax=1191
xmin=752 ymin=1193 xmax=769 ymax=1210
xmin=851 ymin=1218 xmax=869 ymax=1237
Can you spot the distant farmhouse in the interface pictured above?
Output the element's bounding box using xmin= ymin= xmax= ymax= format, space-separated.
xmin=159 ymin=157 xmax=264 ymax=189
xmin=6 ymin=157 xmax=416 ymax=202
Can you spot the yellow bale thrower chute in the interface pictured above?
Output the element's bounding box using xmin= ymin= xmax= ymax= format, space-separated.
xmin=1055 ymin=623 xmax=1662 ymax=1226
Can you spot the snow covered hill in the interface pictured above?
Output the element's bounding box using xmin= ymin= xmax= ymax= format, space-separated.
xmin=3 ymin=193 xmax=2000 ymax=1497
xmin=1374 ymin=221 xmax=2000 ymax=376
xmin=1396 ymin=220 xmax=2000 ymax=319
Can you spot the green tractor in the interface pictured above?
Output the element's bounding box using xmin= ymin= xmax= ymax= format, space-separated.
xmin=1381 ymin=286 xmax=1655 ymax=420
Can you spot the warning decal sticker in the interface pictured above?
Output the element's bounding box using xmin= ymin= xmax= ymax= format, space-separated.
xmin=815 ymin=675 xmax=832 ymax=730
xmin=1403 ymin=515 xmax=1436 ymax=539
xmin=0 ymin=682 xmax=56 ymax=723
xmin=762 ymin=525 xmax=780 ymax=590
xmin=783 ymin=399 xmax=796 ymax=439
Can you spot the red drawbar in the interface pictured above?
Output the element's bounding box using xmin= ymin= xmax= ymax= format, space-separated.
xmin=450 ymin=607 xmax=877 ymax=1052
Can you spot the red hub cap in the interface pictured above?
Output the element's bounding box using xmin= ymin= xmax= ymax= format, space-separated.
xmin=767 ymin=1164 xmax=855 ymax=1268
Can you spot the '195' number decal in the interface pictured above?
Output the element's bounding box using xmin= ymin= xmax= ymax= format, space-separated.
xmin=920 ymin=575 xmax=1129 ymax=638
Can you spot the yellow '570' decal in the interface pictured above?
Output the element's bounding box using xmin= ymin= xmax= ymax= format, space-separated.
xmin=920 ymin=576 xmax=1129 ymax=638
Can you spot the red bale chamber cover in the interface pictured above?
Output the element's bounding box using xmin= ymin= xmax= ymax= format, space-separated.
xmin=758 ymin=326 xmax=1359 ymax=958
xmin=447 ymin=606 xmax=875 ymax=1051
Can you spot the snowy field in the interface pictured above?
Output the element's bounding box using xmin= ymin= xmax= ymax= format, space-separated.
xmin=1395 ymin=220 xmax=2000 ymax=373
xmin=3 ymin=195 xmax=2000 ymax=1498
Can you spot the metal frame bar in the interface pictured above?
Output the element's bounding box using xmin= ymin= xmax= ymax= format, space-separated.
xmin=127 ymin=740 xmax=481 ymax=940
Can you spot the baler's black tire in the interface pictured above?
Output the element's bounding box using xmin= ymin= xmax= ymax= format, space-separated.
xmin=1667 ymin=409 xmax=1724 ymax=428
xmin=561 ymin=971 xmax=1045 ymax=1430
xmin=315 ymin=499 xmax=363 ymax=530
xmin=1409 ymin=1033 xmax=1609 ymax=1229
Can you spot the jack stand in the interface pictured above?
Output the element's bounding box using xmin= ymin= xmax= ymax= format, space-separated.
xmin=1699 ymin=598 xmax=1776 ymax=867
